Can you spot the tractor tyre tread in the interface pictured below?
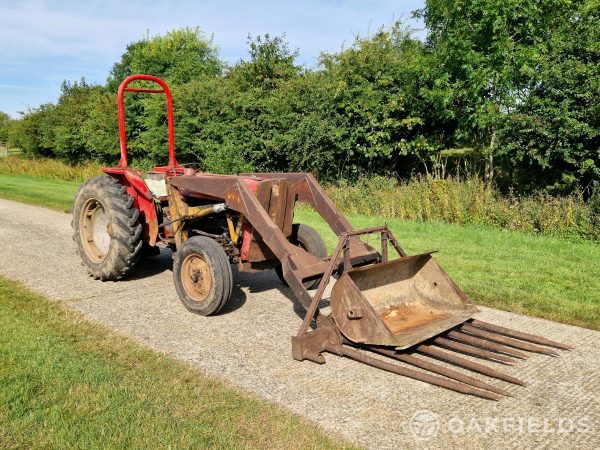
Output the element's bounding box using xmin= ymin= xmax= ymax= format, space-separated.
xmin=173 ymin=236 xmax=233 ymax=316
xmin=72 ymin=176 xmax=143 ymax=281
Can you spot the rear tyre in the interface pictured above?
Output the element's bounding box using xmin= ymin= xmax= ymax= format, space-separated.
xmin=275 ymin=223 xmax=327 ymax=290
xmin=72 ymin=176 xmax=143 ymax=280
xmin=173 ymin=236 xmax=233 ymax=316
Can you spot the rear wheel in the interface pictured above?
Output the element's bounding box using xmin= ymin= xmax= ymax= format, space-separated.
xmin=173 ymin=236 xmax=233 ymax=316
xmin=275 ymin=223 xmax=327 ymax=290
xmin=72 ymin=176 xmax=143 ymax=280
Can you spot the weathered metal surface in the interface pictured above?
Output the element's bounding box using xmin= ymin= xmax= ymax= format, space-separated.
xmin=446 ymin=330 xmax=529 ymax=359
xmin=369 ymin=347 xmax=513 ymax=397
xmin=286 ymin=226 xmax=570 ymax=399
xmin=335 ymin=345 xmax=502 ymax=400
xmin=330 ymin=253 xmax=478 ymax=348
xmin=431 ymin=336 xmax=517 ymax=364
xmin=415 ymin=345 xmax=526 ymax=385
xmin=460 ymin=323 xmax=559 ymax=356
xmin=470 ymin=319 xmax=574 ymax=350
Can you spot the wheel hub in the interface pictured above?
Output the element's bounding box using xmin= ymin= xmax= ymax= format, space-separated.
xmin=182 ymin=254 xmax=212 ymax=302
xmin=80 ymin=198 xmax=111 ymax=262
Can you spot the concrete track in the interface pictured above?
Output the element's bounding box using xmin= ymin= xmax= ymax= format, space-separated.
xmin=0 ymin=198 xmax=598 ymax=449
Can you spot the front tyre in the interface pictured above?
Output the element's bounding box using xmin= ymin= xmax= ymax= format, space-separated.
xmin=173 ymin=236 xmax=233 ymax=316
xmin=72 ymin=176 xmax=143 ymax=280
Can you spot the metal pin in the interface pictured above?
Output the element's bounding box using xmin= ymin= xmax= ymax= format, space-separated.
xmin=416 ymin=345 xmax=525 ymax=386
xmin=447 ymin=330 xmax=529 ymax=359
xmin=432 ymin=337 xmax=517 ymax=364
xmin=460 ymin=324 xmax=559 ymax=356
xmin=328 ymin=344 xmax=501 ymax=400
xmin=470 ymin=320 xmax=573 ymax=350
xmin=371 ymin=347 xmax=512 ymax=397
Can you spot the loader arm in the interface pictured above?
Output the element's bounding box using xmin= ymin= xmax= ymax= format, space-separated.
xmin=241 ymin=173 xmax=352 ymax=234
xmin=240 ymin=172 xmax=378 ymax=263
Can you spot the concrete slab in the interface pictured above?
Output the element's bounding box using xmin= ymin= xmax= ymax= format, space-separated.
xmin=0 ymin=198 xmax=598 ymax=449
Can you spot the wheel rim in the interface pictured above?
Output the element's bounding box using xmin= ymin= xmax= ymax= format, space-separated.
xmin=181 ymin=254 xmax=212 ymax=302
xmin=80 ymin=198 xmax=111 ymax=262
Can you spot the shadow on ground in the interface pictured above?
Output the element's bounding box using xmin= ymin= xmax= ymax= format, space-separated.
xmin=127 ymin=248 xmax=310 ymax=318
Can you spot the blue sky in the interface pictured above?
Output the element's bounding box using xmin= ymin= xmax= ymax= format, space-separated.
xmin=0 ymin=0 xmax=424 ymax=118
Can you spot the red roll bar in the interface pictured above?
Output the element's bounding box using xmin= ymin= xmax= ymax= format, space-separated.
xmin=117 ymin=74 xmax=178 ymax=168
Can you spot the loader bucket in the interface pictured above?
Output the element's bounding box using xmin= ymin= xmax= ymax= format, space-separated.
xmin=294 ymin=228 xmax=571 ymax=400
xmin=330 ymin=252 xmax=479 ymax=349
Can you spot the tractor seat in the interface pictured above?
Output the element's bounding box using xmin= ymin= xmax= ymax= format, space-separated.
xmin=145 ymin=178 xmax=168 ymax=198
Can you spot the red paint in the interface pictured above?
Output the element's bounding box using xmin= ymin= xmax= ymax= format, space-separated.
xmin=102 ymin=167 xmax=159 ymax=245
xmin=106 ymin=75 xmax=267 ymax=250
xmin=240 ymin=222 xmax=252 ymax=260
xmin=117 ymin=74 xmax=177 ymax=168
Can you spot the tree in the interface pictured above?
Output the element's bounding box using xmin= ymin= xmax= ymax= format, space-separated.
xmin=8 ymin=103 xmax=58 ymax=157
xmin=104 ymin=28 xmax=223 ymax=166
xmin=52 ymin=79 xmax=105 ymax=162
xmin=416 ymin=0 xmax=573 ymax=183
xmin=107 ymin=27 xmax=222 ymax=90
xmin=229 ymin=34 xmax=300 ymax=90
xmin=496 ymin=0 xmax=599 ymax=195
xmin=316 ymin=22 xmax=454 ymax=179
xmin=0 ymin=111 xmax=11 ymax=144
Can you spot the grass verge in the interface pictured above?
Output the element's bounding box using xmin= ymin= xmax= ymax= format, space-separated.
xmin=0 ymin=174 xmax=77 ymax=212
xmin=296 ymin=208 xmax=600 ymax=330
xmin=0 ymin=276 xmax=354 ymax=449
xmin=0 ymin=172 xmax=598 ymax=330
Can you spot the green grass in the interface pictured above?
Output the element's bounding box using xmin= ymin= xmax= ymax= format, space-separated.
xmin=0 ymin=172 xmax=598 ymax=330
xmin=296 ymin=208 xmax=600 ymax=329
xmin=0 ymin=276 xmax=354 ymax=449
xmin=0 ymin=174 xmax=78 ymax=212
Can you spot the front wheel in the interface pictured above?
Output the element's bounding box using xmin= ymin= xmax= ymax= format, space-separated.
xmin=275 ymin=223 xmax=327 ymax=290
xmin=173 ymin=236 xmax=233 ymax=316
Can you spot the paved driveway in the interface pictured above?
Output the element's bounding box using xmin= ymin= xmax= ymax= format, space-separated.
xmin=0 ymin=198 xmax=598 ymax=449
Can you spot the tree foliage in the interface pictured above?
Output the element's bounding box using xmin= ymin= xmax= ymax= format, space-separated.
xmin=417 ymin=0 xmax=598 ymax=193
xmin=8 ymin=3 xmax=599 ymax=195
xmin=0 ymin=111 xmax=11 ymax=143
xmin=107 ymin=27 xmax=222 ymax=90
xmin=496 ymin=0 xmax=600 ymax=194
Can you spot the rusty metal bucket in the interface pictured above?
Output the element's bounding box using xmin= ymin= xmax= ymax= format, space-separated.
xmin=331 ymin=252 xmax=479 ymax=349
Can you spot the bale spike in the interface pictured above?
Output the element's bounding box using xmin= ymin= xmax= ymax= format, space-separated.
xmin=470 ymin=320 xmax=573 ymax=350
xmin=370 ymin=347 xmax=513 ymax=397
xmin=328 ymin=344 xmax=501 ymax=400
xmin=416 ymin=345 xmax=526 ymax=386
xmin=432 ymin=337 xmax=517 ymax=364
xmin=460 ymin=324 xmax=559 ymax=356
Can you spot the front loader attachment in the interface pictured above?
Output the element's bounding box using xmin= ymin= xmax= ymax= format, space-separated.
xmin=167 ymin=172 xmax=570 ymax=400
xmin=292 ymin=226 xmax=572 ymax=400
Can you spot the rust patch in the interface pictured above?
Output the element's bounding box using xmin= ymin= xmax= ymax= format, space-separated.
xmin=379 ymin=302 xmax=450 ymax=335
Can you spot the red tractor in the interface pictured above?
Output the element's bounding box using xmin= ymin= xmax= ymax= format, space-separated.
xmin=73 ymin=75 xmax=570 ymax=400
